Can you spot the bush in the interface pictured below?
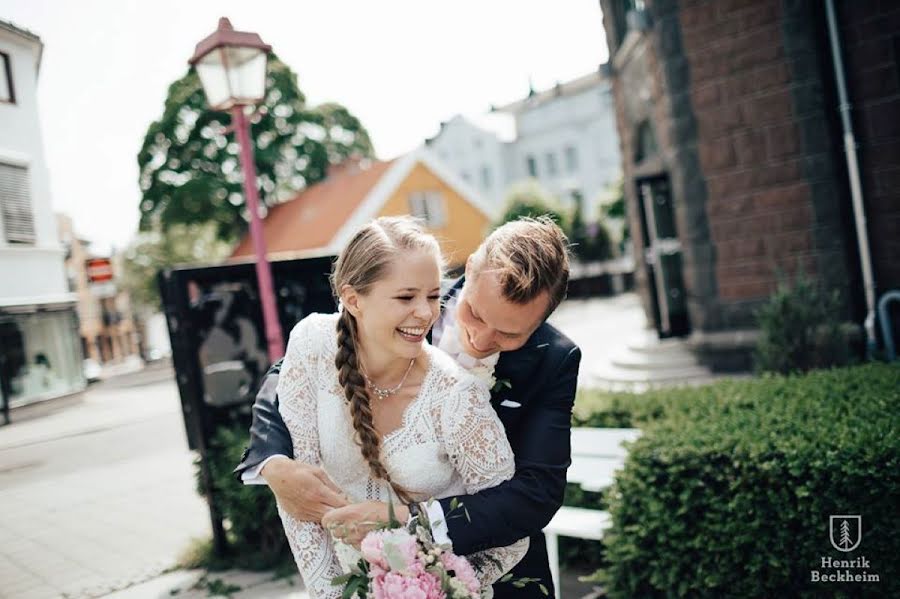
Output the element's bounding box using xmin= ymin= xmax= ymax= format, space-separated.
xmin=582 ymin=363 xmax=900 ymax=598
xmin=754 ymin=270 xmax=853 ymax=374
xmin=569 ymin=198 xmax=613 ymax=262
xmin=495 ymin=180 xmax=568 ymax=230
xmin=195 ymin=425 xmax=291 ymax=570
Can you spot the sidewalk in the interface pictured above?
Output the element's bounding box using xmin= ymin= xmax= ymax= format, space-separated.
xmin=0 ymin=365 xmax=177 ymax=451
xmin=106 ymin=565 xmax=601 ymax=598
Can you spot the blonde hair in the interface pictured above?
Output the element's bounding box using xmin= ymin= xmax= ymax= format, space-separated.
xmin=330 ymin=216 xmax=443 ymax=503
xmin=468 ymin=216 xmax=571 ymax=318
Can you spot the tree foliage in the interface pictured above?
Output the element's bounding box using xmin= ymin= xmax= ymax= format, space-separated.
xmin=495 ymin=180 xmax=568 ymax=230
xmin=121 ymin=223 xmax=233 ymax=312
xmin=137 ymin=55 xmax=374 ymax=242
xmin=570 ymin=192 xmax=613 ymax=261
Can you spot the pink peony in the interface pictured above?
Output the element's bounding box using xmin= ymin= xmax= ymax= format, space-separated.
xmin=439 ymin=553 xmax=480 ymax=596
xmin=360 ymin=531 xmax=388 ymax=570
xmin=362 ymin=529 xmax=422 ymax=574
xmin=372 ymin=570 xmax=446 ymax=599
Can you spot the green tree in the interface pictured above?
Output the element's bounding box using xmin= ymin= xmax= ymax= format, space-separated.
xmin=137 ymin=56 xmax=374 ymax=243
xmin=601 ymin=178 xmax=630 ymax=254
xmin=121 ymin=223 xmax=233 ymax=312
xmin=495 ymin=180 xmax=568 ymax=229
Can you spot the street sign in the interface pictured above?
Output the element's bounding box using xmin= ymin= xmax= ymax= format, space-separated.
xmin=86 ymin=258 xmax=114 ymax=284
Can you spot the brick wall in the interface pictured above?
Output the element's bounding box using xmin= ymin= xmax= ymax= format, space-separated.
xmin=678 ymin=0 xmax=852 ymax=317
xmin=839 ymin=1 xmax=900 ymax=299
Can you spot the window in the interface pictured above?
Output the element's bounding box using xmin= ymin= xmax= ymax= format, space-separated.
xmin=480 ymin=165 xmax=492 ymax=189
xmin=565 ymin=146 xmax=579 ymax=173
xmin=408 ymin=191 xmax=447 ymax=227
xmin=0 ymin=162 xmax=35 ymax=243
xmin=546 ymin=152 xmax=558 ymax=176
xmin=634 ymin=120 xmax=659 ymax=163
xmin=0 ymin=52 xmax=13 ymax=103
xmin=526 ymin=155 xmax=538 ymax=177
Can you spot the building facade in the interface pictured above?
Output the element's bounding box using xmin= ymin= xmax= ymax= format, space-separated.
xmin=598 ymin=0 xmax=900 ymax=368
xmin=58 ymin=214 xmax=141 ymax=367
xmin=426 ymin=69 xmax=622 ymax=220
xmin=0 ymin=20 xmax=84 ymax=412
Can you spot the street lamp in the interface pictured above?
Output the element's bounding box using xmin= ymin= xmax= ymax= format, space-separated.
xmin=189 ymin=17 xmax=284 ymax=363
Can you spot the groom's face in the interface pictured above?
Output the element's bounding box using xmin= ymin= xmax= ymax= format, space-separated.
xmin=455 ymin=268 xmax=550 ymax=358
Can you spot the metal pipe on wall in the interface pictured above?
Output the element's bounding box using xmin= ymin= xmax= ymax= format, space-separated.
xmin=824 ymin=0 xmax=878 ymax=358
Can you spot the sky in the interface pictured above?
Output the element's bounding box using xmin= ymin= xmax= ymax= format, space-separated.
xmin=1 ymin=0 xmax=609 ymax=254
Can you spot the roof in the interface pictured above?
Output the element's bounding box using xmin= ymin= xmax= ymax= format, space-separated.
xmin=494 ymin=65 xmax=611 ymax=114
xmin=230 ymin=147 xmax=494 ymax=260
xmin=0 ymin=19 xmax=44 ymax=72
xmin=230 ymin=158 xmax=394 ymax=259
xmin=426 ymin=112 xmax=516 ymax=145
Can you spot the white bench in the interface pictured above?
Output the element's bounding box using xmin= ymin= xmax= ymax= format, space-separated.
xmin=543 ymin=427 xmax=641 ymax=598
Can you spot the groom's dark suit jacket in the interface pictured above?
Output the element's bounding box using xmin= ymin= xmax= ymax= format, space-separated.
xmin=235 ymin=277 xmax=580 ymax=598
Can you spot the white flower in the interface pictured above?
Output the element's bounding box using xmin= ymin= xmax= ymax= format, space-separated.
xmin=468 ymin=364 xmax=497 ymax=390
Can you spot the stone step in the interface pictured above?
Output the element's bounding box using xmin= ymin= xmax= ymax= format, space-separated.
xmin=593 ymin=363 xmax=712 ymax=382
xmin=610 ymin=347 xmax=700 ymax=371
xmin=625 ymin=336 xmax=695 ymax=356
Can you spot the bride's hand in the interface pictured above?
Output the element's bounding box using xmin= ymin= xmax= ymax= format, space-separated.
xmin=322 ymin=501 xmax=411 ymax=547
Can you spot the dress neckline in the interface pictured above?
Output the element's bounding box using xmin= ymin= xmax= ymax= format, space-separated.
xmin=379 ymin=344 xmax=438 ymax=447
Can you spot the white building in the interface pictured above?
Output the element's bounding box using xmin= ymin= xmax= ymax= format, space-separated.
xmin=0 ymin=19 xmax=84 ymax=413
xmin=425 ymin=112 xmax=516 ymax=213
xmin=426 ymin=67 xmax=621 ymax=220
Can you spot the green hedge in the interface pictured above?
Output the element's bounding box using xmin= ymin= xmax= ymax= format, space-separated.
xmin=195 ymin=426 xmax=291 ymax=570
xmin=570 ymin=363 xmax=899 ymax=598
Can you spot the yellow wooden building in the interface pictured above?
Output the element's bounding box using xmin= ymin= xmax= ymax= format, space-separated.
xmin=231 ymin=148 xmax=495 ymax=269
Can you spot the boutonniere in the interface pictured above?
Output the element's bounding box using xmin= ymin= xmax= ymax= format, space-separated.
xmin=491 ymin=378 xmax=512 ymax=394
xmin=469 ymin=364 xmax=497 ymax=390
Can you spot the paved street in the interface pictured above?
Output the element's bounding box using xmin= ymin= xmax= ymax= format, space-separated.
xmin=0 ymin=365 xmax=211 ymax=599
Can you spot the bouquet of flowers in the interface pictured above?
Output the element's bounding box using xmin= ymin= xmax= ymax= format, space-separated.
xmin=332 ymin=500 xmax=482 ymax=599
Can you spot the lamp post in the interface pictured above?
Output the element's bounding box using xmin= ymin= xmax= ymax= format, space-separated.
xmin=187 ymin=18 xmax=284 ymax=558
xmin=189 ymin=17 xmax=284 ymax=363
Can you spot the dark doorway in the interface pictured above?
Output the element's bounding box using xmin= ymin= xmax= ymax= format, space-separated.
xmin=636 ymin=175 xmax=690 ymax=338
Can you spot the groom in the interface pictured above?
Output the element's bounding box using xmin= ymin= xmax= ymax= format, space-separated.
xmin=235 ymin=217 xmax=580 ymax=598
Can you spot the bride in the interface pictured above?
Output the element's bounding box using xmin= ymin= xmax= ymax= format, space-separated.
xmin=275 ymin=216 xmax=528 ymax=598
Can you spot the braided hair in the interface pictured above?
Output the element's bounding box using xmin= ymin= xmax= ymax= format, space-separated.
xmin=330 ymin=216 xmax=443 ymax=504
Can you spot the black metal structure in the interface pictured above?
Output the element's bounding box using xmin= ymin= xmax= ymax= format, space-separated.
xmin=158 ymin=254 xmax=337 ymax=554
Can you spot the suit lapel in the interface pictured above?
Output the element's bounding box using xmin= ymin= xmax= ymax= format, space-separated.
xmin=492 ymin=337 xmax=549 ymax=409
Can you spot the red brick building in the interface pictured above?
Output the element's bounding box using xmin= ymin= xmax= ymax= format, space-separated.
xmin=598 ymin=0 xmax=900 ymax=369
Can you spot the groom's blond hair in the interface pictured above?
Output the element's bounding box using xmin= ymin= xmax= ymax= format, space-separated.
xmin=468 ymin=216 xmax=571 ymax=319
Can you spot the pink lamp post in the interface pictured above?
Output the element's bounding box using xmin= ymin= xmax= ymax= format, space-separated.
xmin=189 ymin=17 xmax=284 ymax=362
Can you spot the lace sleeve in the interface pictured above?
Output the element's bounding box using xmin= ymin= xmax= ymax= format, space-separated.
xmin=441 ymin=379 xmax=530 ymax=592
xmin=276 ymin=316 xmax=343 ymax=599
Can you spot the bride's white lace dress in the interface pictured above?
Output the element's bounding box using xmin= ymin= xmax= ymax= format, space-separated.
xmin=276 ymin=313 xmax=529 ymax=599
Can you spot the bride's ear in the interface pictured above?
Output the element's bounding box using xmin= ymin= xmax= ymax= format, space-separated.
xmin=340 ymin=284 xmax=363 ymax=318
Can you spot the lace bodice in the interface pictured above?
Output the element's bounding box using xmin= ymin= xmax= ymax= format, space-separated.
xmin=276 ymin=313 xmax=528 ymax=598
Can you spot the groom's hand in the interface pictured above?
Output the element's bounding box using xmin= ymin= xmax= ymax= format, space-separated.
xmin=322 ymin=501 xmax=411 ymax=547
xmin=261 ymin=457 xmax=348 ymax=521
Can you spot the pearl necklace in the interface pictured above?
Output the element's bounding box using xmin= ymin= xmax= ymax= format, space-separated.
xmin=360 ymin=359 xmax=415 ymax=400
